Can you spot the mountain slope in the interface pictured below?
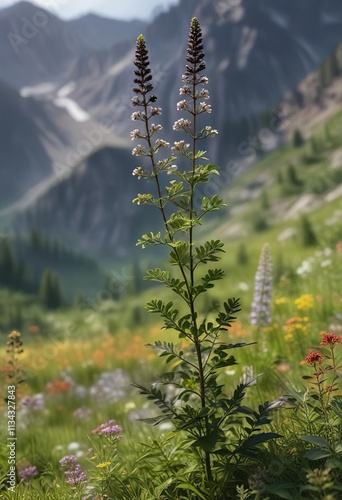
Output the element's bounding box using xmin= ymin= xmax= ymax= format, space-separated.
xmin=0 ymin=1 xmax=84 ymax=88
xmin=67 ymin=0 xmax=342 ymax=163
xmin=0 ymin=80 xmax=52 ymax=208
xmin=13 ymin=147 xmax=152 ymax=258
xmin=68 ymin=13 xmax=146 ymax=51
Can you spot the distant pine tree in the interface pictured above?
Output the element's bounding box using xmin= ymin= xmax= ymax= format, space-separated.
xmin=39 ymin=269 xmax=63 ymax=309
xmin=0 ymin=241 xmax=16 ymax=288
xmin=287 ymin=164 xmax=301 ymax=186
xmin=277 ymin=170 xmax=284 ymax=185
xmin=261 ymin=190 xmax=269 ymax=210
xmin=293 ymin=129 xmax=305 ymax=148
xmin=236 ymin=243 xmax=248 ymax=266
xmin=300 ymin=215 xmax=317 ymax=247
xmin=29 ymin=229 xmax=41 ymax=250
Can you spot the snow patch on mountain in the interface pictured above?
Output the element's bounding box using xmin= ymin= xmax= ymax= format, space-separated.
xmin=108 ymin=49 xmax=135 ymax=78
xmin=57 ymin=82 xmax=76 ymax=98
xmin=20 ymin=83 xmax=56 ymax=98
xmin=53 ymin=96 xmax=89 ymax=122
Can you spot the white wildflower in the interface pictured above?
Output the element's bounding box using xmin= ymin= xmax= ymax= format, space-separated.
xmin=177 ymin=99 xmax=188 ymax=111
xmin=154 ymin=139 xmax=170 ymax=149
xmin=172 ymin=140 xmax=190 ymax=153
xmin=131 ymin=111 xmax=144 ymax=121
xmin=150 ymin=107 xmax=162 ymax=116
xmin=321 ymin=259 xmax=332 ymax=268
xmin=132 ymin=167 xmax=145 ymax=179
xmin=198 ymin=102 xmax=212 ymax=113
xmin=173 ymin=118 xmax=191 ymax=130
xmin=150 ymin=124 xmax=163 ymax=133
xmin=132 ymin=145 xmax=146 ymax=156
xmin=130 ymin=129 xmax=141 ymax=140
xmin=196 ymin=89 xmax=210 ymax=99
xmin=179 ymin=85 xmax=191 ymax=95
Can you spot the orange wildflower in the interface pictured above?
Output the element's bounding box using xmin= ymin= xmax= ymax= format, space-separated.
xmin=29 ymin=325 xmax=40 ymax=333
xmin=45 ymin=380 xmax=71 ymax=394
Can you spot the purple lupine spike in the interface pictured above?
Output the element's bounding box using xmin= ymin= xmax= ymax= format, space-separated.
xmin=250 ymin=243 xmax=273 ymax=327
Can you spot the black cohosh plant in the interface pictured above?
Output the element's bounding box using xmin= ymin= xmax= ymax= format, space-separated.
xmin=130 ymin=18 xmax=283 ymax=498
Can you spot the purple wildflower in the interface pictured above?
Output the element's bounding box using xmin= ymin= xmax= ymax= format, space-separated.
xmin=59 ymin=455 xmax=78 ymax=468
xmin=20 ymin=466 xmax=38 ymax=481
xmin=101 ymin=425 xmax=123 ymax=439
xmin=65 ymin=464 xmax=87 ymax=485
xmin=250 ymin=243 xmax=273 ymax=327
xmin=60 ymin=455 xmax=87 ymax=486
xmin=91 ymin=420 xmax=123 ymax=439
xmin=20 ymin=394 xmax=44 ymax=412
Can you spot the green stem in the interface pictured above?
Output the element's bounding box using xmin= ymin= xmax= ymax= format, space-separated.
xmin=314 ymin=365 xmax=330 ymax=438
xmin=141 ymin=96 xmax=193 ymax=304
xmin=188 ymin=68 xmax=212 ymax=484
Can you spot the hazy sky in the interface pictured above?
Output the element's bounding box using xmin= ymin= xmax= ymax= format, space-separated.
xmin=0 ymin=0 xmax=179 ymax=20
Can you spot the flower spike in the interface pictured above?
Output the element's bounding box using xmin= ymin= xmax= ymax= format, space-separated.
xmin=132 ymin=34 xmax=157 ymax=104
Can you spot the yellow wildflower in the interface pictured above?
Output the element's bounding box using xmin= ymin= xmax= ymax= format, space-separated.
xmin=294 ymin=294 xmax=314 ymax=311
xmin=96 ymin=462 xmax=111 ymax=468
xmin=283 ymin=316 xmax=310 ymax=341
xmin=274 ymin=297 xmax=290 ymax=305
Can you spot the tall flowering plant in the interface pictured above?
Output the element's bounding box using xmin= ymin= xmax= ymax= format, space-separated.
xmin=130 ymin=18 xmax=282 ymax=497
xmin=250 ymin=243 xmax=273 ymax=327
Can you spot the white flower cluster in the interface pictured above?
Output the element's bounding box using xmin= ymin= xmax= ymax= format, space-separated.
xmin=172 ymin=140 xmax=190 ymax=154
xmin=132 ymin=144 xmax=146 ymax=156
xmin=154 ymin=139 xmax=170 ymax=151
xmin=132 ymin=166 xmax=147 ymax=179
xmin=198 ymin=102 xmax=212 ymax=113
xmin=131 ymin=111 xmax=146 ymax=121
xmin=173 ymin=118 xmax=191 ymax=130
xmin=177 ymin=99 xmax=189 ymax=111
xmin=150 ymin=106 xmax=162 ymax=116
xmin=196 ymin=89 xmax=210 ymax=99
xmin=179 ymin=85 xmax=191 ymax=95
xmin=296 ymin=248 xmax=333 ymax=277
xmin=130 ymin=129 xmax=141 ymax=140
xmin=150 ymin=123 xmax=163 ymax=133
xmin=201 ymin=125 xmax=218 ymax=137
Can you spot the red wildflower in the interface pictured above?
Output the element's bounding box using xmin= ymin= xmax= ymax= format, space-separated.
xmin=320 ymin=331 xmax=340 ymax=347
xmin=304 ymin=350 xmax=324 ymax=366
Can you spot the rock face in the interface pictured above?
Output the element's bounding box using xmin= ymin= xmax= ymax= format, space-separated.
xmin=13 ymin=147 xmax=153 ymax=258
xmin=68 ymin=0 xmax=342 ymax=161
xmin=0 ymin=80 xmax=52 ymax=208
